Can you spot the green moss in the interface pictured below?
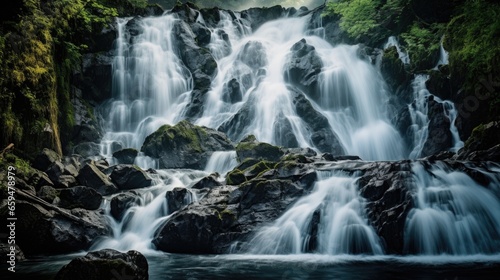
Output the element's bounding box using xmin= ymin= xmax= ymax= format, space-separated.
xmin=226 ymin=169 xmax=246 ymax=185
xmin=401 ymin=23 xmax=443 ymax=71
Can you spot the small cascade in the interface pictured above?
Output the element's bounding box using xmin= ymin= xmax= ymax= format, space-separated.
xmin=99 ymin=15 xmax=192 ymax=161
xmin=91 ymin=169 xmax=206 ymax=252
xmin=408 ymin=75 xmax=463 ymax=159
xmin=204 ymin=151 xmax=238 ymax=176
xmin=384 ymin=36 xmax=410 ymax=64
xmin=434 ymin=37 xmax=449 ymax=69
xmin=404 ymin=162 xmax=500 ymax=255
xmin=248 ymin=171 xmax=383 ymax=255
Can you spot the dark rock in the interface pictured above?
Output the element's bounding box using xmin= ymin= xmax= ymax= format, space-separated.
xmin=426 ymin=69 xmax=452 ymax=101
xmin=284 ymin=39 xmax=323 ymax=100
xmin=46 ymin=161 xmax=65 ymax=183
xmin=192 ymin=22 xmax=212 ymax=47
xmin=109 ymin=165 xmax=153 ymax=190
xmin=80 ymin=53 xmax=113 ymax=103
xmin=153 ymin=179 xmax=303 ymax=254
xmin=222 ymin=78 xmax=243 ymax=104
xmin=58 ymin=186 xmax=102 ymax=210
xmin=235 ymin=137 xmax=284 ymax=162
xmin=32 ymin=148 xmax=61 ymax=172
xmin=241 ymin=5 xmax=286 ymax=31
xmin=165 ymin=187 xmax=193 ymax=213
xmin=110 ymin=192 xmax=140 ymax=220
xmin=113 ymin=148 xmax=140 ymax=166
xmin=57 ymin=175 xmax=77 ymax=188
xmin=322 ymin=154 xmax=362 ymax=161
xmin=55 ymin=249 xmax=148 ymax=280
xmin=421 ymin=97 xmax=453 ymax=157
xmin=5 ymin=201 xmax=109 ymax=255
xmin=192 ymin=174 xmax=222 ymax=190
xmin=381 ymin=46 xmax=411 ymax=93
xmin=37 ymin=185 xmax=59 ymax=204
xmin=226 ymin=169 xmax=247 ymax=185
xmin=357 ymin=161 xmax=415 ymax=254
xmin=77 ymin=163 xmax=118 ymax=195
xmin=217 ymin=101 xmax=255 ymax=141
xmin=291 ymin=89 xmax=344 ymax=154
xmin=73 ymin=142 xmax=102 ymax=158
xmin=458 ymin=121 xmax=500 ymax=161
xmin=28 ymin=171 xmax=54 ymax=191
xmin=141 ymin=120 xmax=234 ymax=169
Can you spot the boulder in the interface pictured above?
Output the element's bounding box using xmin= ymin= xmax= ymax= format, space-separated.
xmin=55 ymin=249 xmax=148 ymax=280
xmin=73 ymin=142 xmax=102 ymax=158
xmin=109 ymin=165 xmax=153 ymax=190
xmin=141 ymin=120 xmax=234 ymax=169
xmin=291 ymin=89 xmax=344 ymax=154
xmin=3 ymin=201 xmax=109 ymax=255
xmin=235 ymin=136 xmax=284 ymax=162
xmin=458 ymin=121 xmax=500 ymax=161
xmin=37 ymin=185 xmax=59 ymax=204
xmin=76 ymin=163 xmax=118 ymax=195
xmin=421 ymin=97 xmax=453 ymax=157
xmin=165 ymin=187 xmax=193 ymax=213
xmin=110 ymin=192 xmax=141 ymax=220
xmin=237 ymin=41 xmax=267 ymax=70
xmin=58 ymin=186 xmax=102 ymax=210
xmin=240 ymin=5 xmax=286 ymax=31
xmin=192 ymin=174 xmax=222 ymax=190
xmin=284 ymin=39 xmax=323 ymax=100
xmin=32 ymin=148 xmax=61 ymax=172
xmin=113 ymin=148 xmax=139 ymax=164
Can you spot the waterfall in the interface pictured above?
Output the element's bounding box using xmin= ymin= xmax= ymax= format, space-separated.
xmin=91 ymin=169 xmax=206 ymax=253
xmin=408 ymin=75 xmax=463 ymax=158
xmin=204 ymin=151 xmax=238 ymax=176
xmin=248 ymin=171 xmax=383 ymax=255
xmin=384 ymin=36 xmax=410 ymax=65
xmin=99 ymin=15 xmax=192 ymax=164
xmin=196 ymin=13 xmax=405 ymax=160
xmin=434 ymin=37 xmax=449 ymax=69
xmin=404 ymin=162 xmax=500 ymax=255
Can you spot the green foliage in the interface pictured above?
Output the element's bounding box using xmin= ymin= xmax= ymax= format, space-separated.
xmin=445 ymin=0 xmax=500 ymax=121
xmin=323 ymin=0 xmax=411 ymax=44
xmin=401 ymin=23 xmax=443 ymax=71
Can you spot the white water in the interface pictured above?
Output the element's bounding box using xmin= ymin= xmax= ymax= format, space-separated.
xmin=408 ymin=75 xmax=463 ymax=158
xmin=91 ymin=169 xmax=207 ymax=253
xmin=404 ymin=162 xmax=500 ymax=255
xmin=99 ymin=15 xmax=192 ymax=165
xmin=89 ymin=11 xmax=498 ymax=258
xmin=434 ymin=37 xmax=449 ymax=69
xmin=248 ymin=171 xmax=383 ymax=255
xmin=384 ymin=36 xmax=410 ymax=64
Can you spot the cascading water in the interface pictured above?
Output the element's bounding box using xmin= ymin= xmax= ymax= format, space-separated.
xmin=248 ymin=171 xmax=383 ymax=255
xmin=99 ymin=15 xmax=192 ymax=166
xmin=408 ymin=75 xmax=464 ymax=158
xmin=404 ymin=162 xmax=500 ymax=255
xmin=90 ymin=8 xmax=497 ymax=261
xmin=91 ymin=169 xmax=207 ymax=252
xmin=197 ymin=13 xmax=405 ymax=160
xmin=384 ymin=36 xmax=410 ymax=65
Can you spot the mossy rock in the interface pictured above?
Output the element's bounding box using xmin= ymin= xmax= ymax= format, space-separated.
xmin=235 ymin=136 xmax=284 ymax=162
xmin=226 ymin=169 xmax=246 ymax=186
xmin=141 ymin=120 xmax=234 ymax=169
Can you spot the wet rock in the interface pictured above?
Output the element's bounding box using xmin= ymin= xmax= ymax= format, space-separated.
xmin=28 ymin=171 xmax=54 ymax=191
xmin=57 ymin=175 xmax=77 ymax=188
xmin=381 ymin=46 xmax=411 ymax=93
xmin=421 ymin=97 xmax=453 ymax=157
xmin=192 ymin=174 xmax=222 ymax=190
xmin=222 ymin=78 xmax=243 ymax=104
xmin=284 ymin=39 xmax=323 ymax=100
xmin=235 ymin=136 xmax=284 ymax=162
xmin=58 ymin=186 xmax=102 ymax=210
xmin=166 ymin=187 xmax=193 ymax=213
xmin=76 ymin=163 xmax=118 ymax=195
xmin=458 ymin=121 xmax=500 ymax=161
xmin=141 ymin=120 xmax=234 ymax=169
xmin=79 ymin=53 xmax=113 ymax=103
xmin=32 ymin=148 xmax=61 ymax=172
xmin=110 ymin=192 xmax=141 ymax=220
xmin=55 ymin=249 xmax=148 ymax=280
xmin=4 ymin=201 xmax=109 ymax=255
xmin=109 ymin=165 xmax=152 ymax=190
xmin=113 ymin=148 xmax=139 ymax=164
xmin=291 ymin=89 xmax=344 ymax=154
xmin=241 ymin=5 xmax=286 ymax=31
xmin=238 ymin=41 xmax=267 ymax=70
